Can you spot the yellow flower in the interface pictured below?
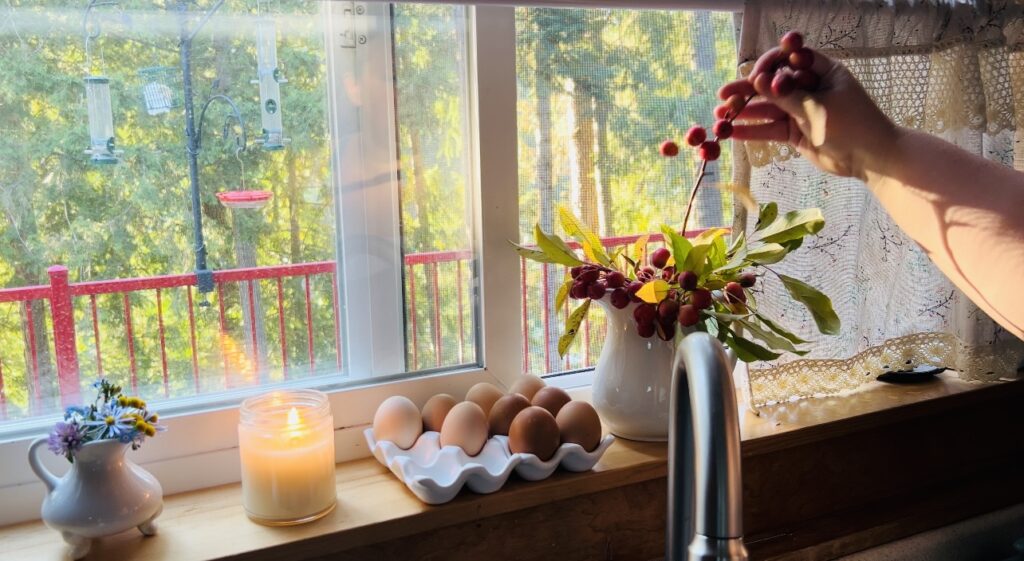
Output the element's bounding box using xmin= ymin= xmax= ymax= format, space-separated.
xmin=135 ymin=420 xmax=149 ymax=431
xmin=117 ymin=396 xmax=129 ymax=406
xmin=144 ymin=426 xmax=156 ymax=437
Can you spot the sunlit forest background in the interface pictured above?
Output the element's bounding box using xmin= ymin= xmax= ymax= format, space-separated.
xmin=0 ymin=1 xmax=735 ymax=420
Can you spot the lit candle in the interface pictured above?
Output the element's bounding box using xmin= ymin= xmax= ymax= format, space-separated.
xmin=238 ymin=390 xmax=336 ymax=525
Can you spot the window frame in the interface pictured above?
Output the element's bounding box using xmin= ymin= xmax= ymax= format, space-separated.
xmin=0 ymin=1 xmax=744 ymax=526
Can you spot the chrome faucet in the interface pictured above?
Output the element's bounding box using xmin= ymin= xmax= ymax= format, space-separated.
xmin=666 ymin=332 xmax=748 ymax=561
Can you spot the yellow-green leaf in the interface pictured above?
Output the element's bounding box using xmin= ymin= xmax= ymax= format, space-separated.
xmin=558 ymin=299 xmax=591 ymax=357
xmin=534 ymin=224 xmax=584 ymax=267
xmin=558 ymin=205 xmax=610 ymax=266
xmin=632 ymin=234 xmax=650 ymax=264
xmin=555 ymin=278 xmax=573 ymax=310
xmin=719 ymin=183 xmax=758 ymax=215
xmin=636 ymin=279 xmax=670 ymax=304
xmin=509 ymin=240 xmax=557 ymax=263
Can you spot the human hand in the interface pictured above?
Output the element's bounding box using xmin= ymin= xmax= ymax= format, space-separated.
xmin=715 ymin=36 xmax=898 ymax=181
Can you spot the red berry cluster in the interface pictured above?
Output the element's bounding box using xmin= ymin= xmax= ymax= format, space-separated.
xmin=760 ymin=31 xmax=819 ymax=97
xmin=569 ymin=244 xmax=759 ymax=341
xmin=569 ymin=264 xmax=633 ymax=310
xmin=659 ymin=32 xmax=819 ymax=164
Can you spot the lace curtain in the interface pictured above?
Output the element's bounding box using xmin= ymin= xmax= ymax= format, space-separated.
xmin=738 ymin=0 xmax=1024 ymax=406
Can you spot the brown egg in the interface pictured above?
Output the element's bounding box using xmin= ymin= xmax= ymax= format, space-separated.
xmin=372 ymin=396 xmax=423 ymax=449
xmin=465 ymin=382 xmax=505 ymax=417
xmin=555 ymin=401 xmax=602 ymax=452
xmin=508 ymin=406 xmax=561 ymax=461
xmin=509 ymin=375 xmax=546 ymax=400
xmin=421 ymin=393 xmax=457 ymax=433
xmin=439 ymin=401 xmax=488 ymax=456
xmin=488 ymin=393 xmax=531 ymax=436
xmin=531 ymin=386 xmax=571 ymax=417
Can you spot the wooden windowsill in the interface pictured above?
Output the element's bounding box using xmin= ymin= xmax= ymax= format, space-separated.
xmin=0 ymin=373 xmax=1018 ymax=561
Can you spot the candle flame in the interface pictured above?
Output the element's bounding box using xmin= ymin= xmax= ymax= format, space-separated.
xmin=287 ymin=406 xmax=300 ymax=427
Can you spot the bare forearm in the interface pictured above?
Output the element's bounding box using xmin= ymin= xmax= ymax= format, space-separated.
xmin=863 ymin=127 xmax=1024 ymax=339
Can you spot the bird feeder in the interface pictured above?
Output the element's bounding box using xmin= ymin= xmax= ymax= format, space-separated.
xmin=138 ymin=66 xmax=181 ymax=116
xmin=83 ymin=76 xmax=121 ymax=164
xmin=253 ymin=17 xmax=288 ymax=151
xmin=216 ymin=149 xmax=272 ymax=210
xmin=217 ymin=190 xmax=273 ymax=210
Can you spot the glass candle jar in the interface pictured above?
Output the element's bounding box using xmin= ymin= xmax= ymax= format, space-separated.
xmin=238 ymin=389 xmax=336 ymax=525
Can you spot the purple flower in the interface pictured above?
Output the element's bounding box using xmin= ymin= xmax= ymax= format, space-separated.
xmin=48 ymin=422 xmax=86 ymax=460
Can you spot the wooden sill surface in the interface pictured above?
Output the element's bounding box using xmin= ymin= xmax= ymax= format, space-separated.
xmin=0 ymin=373 xmax=999 ymax=561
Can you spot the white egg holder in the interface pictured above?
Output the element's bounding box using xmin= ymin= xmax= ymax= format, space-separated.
xmin=364 ymin=429 xmax=615 ymax=505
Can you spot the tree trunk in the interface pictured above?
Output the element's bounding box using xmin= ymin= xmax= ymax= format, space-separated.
xmin=409 ymin=132 xmax=440 ymax=366
xmin=535 ymin=23 xmax=560 ymax=372
xmin=693 ymin=11 xmax=723 ymax=229
xmin=572 ymin=87 xmax=600 ymax=233
xmin=595 ymin=95 xmax=614 ymax=237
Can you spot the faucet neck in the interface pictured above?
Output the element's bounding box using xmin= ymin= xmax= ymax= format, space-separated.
xmin=666 ymin=332 xmax=748 ymax=561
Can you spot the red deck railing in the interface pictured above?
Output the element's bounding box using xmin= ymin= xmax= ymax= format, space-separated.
xmin=0 ymin=230 xmax=704 ymax=420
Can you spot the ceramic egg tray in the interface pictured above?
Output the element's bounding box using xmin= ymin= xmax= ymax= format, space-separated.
xmin=364 ymin=429 xmax=615 ymax=504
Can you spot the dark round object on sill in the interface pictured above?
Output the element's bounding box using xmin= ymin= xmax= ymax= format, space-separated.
xmin=876 ymin=365 xmax=946 ymax=384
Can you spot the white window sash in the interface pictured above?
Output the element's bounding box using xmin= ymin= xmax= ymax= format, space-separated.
xmin=0 ymin=4 xmax=523 ymax=527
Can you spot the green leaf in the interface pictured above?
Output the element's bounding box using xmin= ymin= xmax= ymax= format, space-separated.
xmin=715 ymin=250 xmax=748 ymax=273
xmin=746 ymin=243 xmax=788 ymax=265
xmin=726 ymin=331 xmax=783 ymax=362
xmin=660 ymin=225 xmax=693 ymax=267
xmin=558 ymin=299 xmax=591 ymax=357
xmin=756 ymin=313 xmax=809 ymax=345
xmin=558 ymin=205 xmax=610 ymax=266
xmin=727 ymin=230 xmax=746 ymax=257
xmin=755 ymin=202 xmax=778 ymax=232
xmin=739 ymin=319 xmax=806 ymax=355
xmin=637 ymin=279 xmax=671 ymax=304
xmin=534 ymin=224 xmax=584 ymax=267
xmin=755 ymin=208 xmax=825 ymax=244
xmin=509 ymin=240 xmax=557 ymax=263
xmin=781 ymin=237 xmax=804 ymax=252
xmin=778 ymin=274 xmax=841 ymax=335
xmin=555 ymin=278 xmax=573 ymax=311
xmin=706 ymin=310 xmax=753 ymax=322
xmin=709 ymin=234 xmax=728 ymax=268
xmin=684 ymin=243 xmax=713 ymax=276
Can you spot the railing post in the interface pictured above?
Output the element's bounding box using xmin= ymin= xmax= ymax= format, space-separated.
xmin=48 ymin=266 xmax=81 ymax=407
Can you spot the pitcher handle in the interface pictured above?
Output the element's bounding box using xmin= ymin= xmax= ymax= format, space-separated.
xmin=28 ymin=438 xmax=60 ymax=493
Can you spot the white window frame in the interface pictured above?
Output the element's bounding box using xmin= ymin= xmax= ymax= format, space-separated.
xmin=0 ymin=0 xmax=742 ymax=526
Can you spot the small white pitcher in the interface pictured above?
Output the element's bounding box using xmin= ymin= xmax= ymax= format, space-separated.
xmin=591 ymin=300 xmax=738 ymax=441
xmin=28 ymin=438 xmax=163 ymax=560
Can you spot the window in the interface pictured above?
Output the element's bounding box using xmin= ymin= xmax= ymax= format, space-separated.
xmin=0 ymin=1 xmax=740 ymax=526
xmin=515 ymin=7 xmax=738 ymax=375
xmin=0 ymin=1 xmax=478 ymax=426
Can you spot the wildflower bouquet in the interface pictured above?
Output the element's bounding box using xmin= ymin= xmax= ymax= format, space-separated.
xmin=47 ymin=379 xmax=164 ymax=463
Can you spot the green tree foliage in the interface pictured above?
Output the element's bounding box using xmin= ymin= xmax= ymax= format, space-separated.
xmin=0 ymin=3 xmax=739 ymax=417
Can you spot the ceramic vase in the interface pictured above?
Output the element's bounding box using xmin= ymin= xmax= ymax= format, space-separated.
xmin=591 ymin=300 xmax=738 ymax=441
xmin=591 ymin=300 xmax=679 ymax=441
xmin=28 ymin=438 xmax=163 ymax=560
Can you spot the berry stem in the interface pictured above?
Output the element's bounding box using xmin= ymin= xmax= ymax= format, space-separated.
xmin=680 ymin=94 xmax=755 ymax=236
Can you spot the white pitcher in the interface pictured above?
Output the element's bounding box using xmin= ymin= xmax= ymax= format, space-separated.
xmin=591 ymin=300 xmax=738 ymax=441
xmin=28 ymin=438 xmax=163 ymax=560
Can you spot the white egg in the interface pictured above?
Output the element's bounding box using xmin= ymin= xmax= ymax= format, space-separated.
xmin=373 ymin=396 xmax=423 ymax=449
